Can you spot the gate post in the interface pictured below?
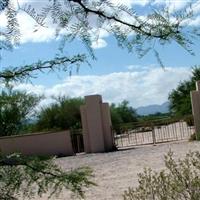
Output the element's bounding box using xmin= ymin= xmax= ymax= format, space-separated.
xmin=80 ymin=95 xmax=115 ymax=153
xmin=152 ymin=127 xmax=156 ymax=145
xmin=191 ymin=81 xmax=200 ymax=139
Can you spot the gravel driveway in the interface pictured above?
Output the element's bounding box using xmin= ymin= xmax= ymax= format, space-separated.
xmin=35 ymin=141 xmax=200 ymax=200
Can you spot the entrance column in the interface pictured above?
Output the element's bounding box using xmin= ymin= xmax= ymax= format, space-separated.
xmin=191 ymin=81 xmax=200 ymax=138
xmin=80 ymin=95 xmax=115 ymax=153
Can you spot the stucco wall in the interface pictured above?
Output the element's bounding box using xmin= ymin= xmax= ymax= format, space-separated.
xmin=0 ymin=131 xmax=74 ymax=156
xmin=80 ymin=95 xmax=115 ymax=153
xmin=191 ymin=81 xmax=200 ymax=136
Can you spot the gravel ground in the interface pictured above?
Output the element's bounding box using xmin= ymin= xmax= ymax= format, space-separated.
xmin=32 ymin=140 xmax=200 ymax=200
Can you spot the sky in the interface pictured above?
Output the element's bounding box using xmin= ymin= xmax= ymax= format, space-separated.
xmin=1 ymin=0 xmax=200 ymax=109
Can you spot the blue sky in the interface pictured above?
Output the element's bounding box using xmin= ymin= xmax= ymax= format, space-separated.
xmin=1 ymin=0 xmax=200 ymax=108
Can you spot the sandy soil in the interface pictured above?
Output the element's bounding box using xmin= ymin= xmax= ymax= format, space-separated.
xmin=34 ymin=141 xmax=200 ymax=200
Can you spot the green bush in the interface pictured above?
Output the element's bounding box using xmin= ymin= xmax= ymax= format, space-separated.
xmin=184 ymin=115 xmax=194 ymax=126
xmin=189 ymin=133 xmax=197 ymax=141
xmin=123 ymin=151 xmax=200 ymax=200
xmin=110 ymin=100 xmax=138 ymax=133
xmin=190 ymin=133 xmax=200 ymax=141
xmin=196 ymin=133 xmax=200 ymax=141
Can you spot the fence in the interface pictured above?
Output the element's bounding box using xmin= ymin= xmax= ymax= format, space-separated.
xmin=113 ymin=116 xmax=195 ymax=148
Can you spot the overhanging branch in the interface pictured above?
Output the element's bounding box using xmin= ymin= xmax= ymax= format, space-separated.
xmin=0 ymin=54 xmax=86 ymax=81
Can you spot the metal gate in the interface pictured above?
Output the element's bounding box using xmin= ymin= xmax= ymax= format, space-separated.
xmin=113 ymin=116 xmax=195 ymax=148
xmin=70 ymin=129 xmax=84 ymax=154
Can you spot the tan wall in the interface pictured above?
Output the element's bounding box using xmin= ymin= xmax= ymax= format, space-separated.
xmin=0 ymin=131 xmax=74 ymax=156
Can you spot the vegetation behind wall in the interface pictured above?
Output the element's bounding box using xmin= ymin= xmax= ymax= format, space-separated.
xmin=168 ymin=66 xmax=200 ymax=117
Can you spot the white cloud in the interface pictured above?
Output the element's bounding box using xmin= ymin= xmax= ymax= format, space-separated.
xmin=153 ymin=0 xmax=189 ymax=12
xmin=168 ymin=1 xmax=188 ymax=13
xmin=126 ymin=65 xmax=142 ymax=71
xmin=184 ymin=15 xmax=200 ymax=26
xmin=91 ymin=38 xmax=107 ymax=49
xmin=14 ymin=83 xmax=45 ymax=95
xmin=89 ymin=28 xmax=109 ymax=49
xmin=126 ymin=64 xmax=157 ymax=71
xmin=0 ymin=11 xmax=7 ymax=28
xmin=110 ymin=0 xmax=150 ymax=7
xmin=191 ymin=0 xmax=200 ymax=14
xmin=13 ymin=66 xmax=192 ymax=108
xmin=16 ymin=12 xmax=56 ymax=43
xmin=0 ymin=0 xmax=56 ymax=43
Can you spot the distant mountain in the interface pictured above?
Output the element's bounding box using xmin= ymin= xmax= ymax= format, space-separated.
xmin=136 ymin=102 xmax=170 ymax=116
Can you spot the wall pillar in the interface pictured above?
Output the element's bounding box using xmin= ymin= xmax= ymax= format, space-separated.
xmin=80 ymin=95 xmax=115 ymax=153
xmin=191 ymin=81 xmax=200 ymax=138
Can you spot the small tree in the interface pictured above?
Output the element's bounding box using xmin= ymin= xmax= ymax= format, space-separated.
xmin=36 ymin=96 xmax=84 ymax=131
xmin=0 ymin=85 xmax=41 ymax=136
xmin=168 ymin=66 xmax=200 ymax=116
xmin=123 ymin=151 xmax=200 ymax=200
xmin=111 ymin=100 xmax=138 ymax=127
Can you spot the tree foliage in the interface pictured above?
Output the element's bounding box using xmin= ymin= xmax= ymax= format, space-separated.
xmin=36 ymin=98 xmax=138 ymax=132
xmin=110 ymin=100 xmax=138 ymax=128
xmin=36 ymin=96 xmax=84 ymax=131
xmin=168 ymin=66 xmax=200 ymax=116
xmin=0 ymin=153 xmax=95 ymax=199
xmin=1 ymin=0 xmax=200 ymax=81
xmin=123 ymin=151 xmax=200 ymax=200
xmin=1 ymin=55 xmax=87 ymax=82
xmin=0 ymin=85 xmax=40 ymax=136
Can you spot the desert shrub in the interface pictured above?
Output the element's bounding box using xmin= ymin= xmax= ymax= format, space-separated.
xmin=184 ymin=115 xmax=194 ymax=127
xmin=196 ymin=133 xmax=200 ymax=141
xmin=189 ymin=133 xmax=197 ymax=141
xmin=123 ymin=151 xmax=200 ymax=200
xmin=190 ymin=133 xmax=200 ymax=141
